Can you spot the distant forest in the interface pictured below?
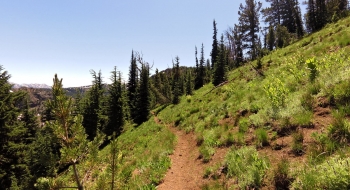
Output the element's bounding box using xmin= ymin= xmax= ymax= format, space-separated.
xmin=1 ymin=0 xmax=349 ymax=189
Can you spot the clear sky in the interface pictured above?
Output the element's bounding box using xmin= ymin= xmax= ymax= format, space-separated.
xmin=0 ymin=0 xmax=304 ymax=87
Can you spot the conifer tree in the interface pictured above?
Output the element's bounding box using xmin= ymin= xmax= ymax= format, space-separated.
xmin=172 ymin=56 xmax=181 ymax=104
xmin=127 ymin=51 xmax=138 ymax=122
xmin=213 ymin=35 xmax=228 ymax=86
xmin=0 ymin=66 xmax=35 ymax=189
xmin=134 ymin=56 xmax=151 ymax=125
xmin=82 ymin=70 xmax=105 ymax=140
xmin=238 ymin=0 xmax=262 ymax=60
xmin=104 ymin=67 xmax=125 ymax=138
xmin=194 ymin=46 xmax=201 ymax=89
xmin=233 ymin=24 xmax=244 ymax=67
xmin=267 ymin=25 xmax=275 ymax=51
xmin=45 ymin=74 xmax=104 ymax=190
xmin=185 ymin=70 xmax=193 ymax=95
xmin=205 ymin=59 xmax=212 ymax=83
xmin=210 ymin=20 xmax=219 ymax=70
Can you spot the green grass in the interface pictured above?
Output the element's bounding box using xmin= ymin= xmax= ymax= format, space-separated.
xmin=224 ymin=146 xmax=270 ymax=189
xmin=46 ymin=16 xmax=350 ymax=189
xmin=50 ymin=119 xmax=175 ymax=189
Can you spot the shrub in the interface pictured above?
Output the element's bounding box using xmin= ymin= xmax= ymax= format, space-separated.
xmin=292 ymin=131 xmax=304 ymax=156
xmin=225 ymin=132 xmax=235 ymax=146
xmin=309 ymin=132 xmax=337 ymax=163
xmin=305 ymin=57 xmax=318 ymax=83
xmin=291 ymin=110 xmax=314 ymax=128
xmin=292 ymin=156 xmax=350 ymax=189
xmin=328 ymin=111 xmax=350 ymax=144
xmin=224 ymin=147 xmax=269 ymax=189
xmin=332 ymin=79 xmax=350 ymax=105
xmin=274 ymin=158 xmax=292 ymax=190
xmin=199 ymin=146 xmax=215 ymax=163
xmin=255 ymin=128 xmax=269 ymax=147
xmin=238 ymin=118 xmax=249 ymax=133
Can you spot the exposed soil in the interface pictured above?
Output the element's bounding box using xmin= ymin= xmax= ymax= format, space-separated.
xmin=155 ymin=116 xmax=228 ymax=190
xmin=155 ymin=103 xmax=334 ymax=189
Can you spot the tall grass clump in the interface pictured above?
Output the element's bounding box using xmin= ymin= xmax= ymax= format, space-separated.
xmin=274 ymin=158 xmax=292 ymax=190
xmin=255 ymin=128 xmax=269 ymax=147
xmin=292 ymin=131 xmax=304 ymax=156
xmin=292 ymin=156 xmax=350 ymax=189
xmin=224 ymin=147 xmax=269 ymax=189
xmin=328 ymin=111 xmax=350 ymax=144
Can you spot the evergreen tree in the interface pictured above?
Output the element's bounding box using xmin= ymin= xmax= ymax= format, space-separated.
xmin=238 ymin=0 xmax=262 ymax=60
xmin=172 ymin=56 xmax=181 ymax=104
xmin=185 ymin=70 xmax=193 ymax=95
xmin=306 ymin=0 xmax=318 ymax=32
xmin=262 ymin=0 xmax=304 ymax=37
xmin=205 ymin=59 xmax=212 ymax=83
xmin=134 ymin=59 xmax=151 ymax=125
xmin=199 ymin=43 xmax=206 ymax=84
xmin=127 ymin=51 xmax=138 ymax=122
xmin=45 ymin=74 xmax=104 ymax=190
xmin=104 ymin=67 xmax=125 ymax=138
xmin=213 ymin=35 xmax=228 ymax=86
xmin=276 ymin=24 xmax=290 ymax=48
xmin=210 ymin=20 xmax=219 ymax=70
xmin=82 ymin=70 xmax=105 ymax=141
xmin=194 ymin=46 xmax=201 ymax=89
xmin=267 ymin=25 xmax=275 ymax=51
xmin=0 ymin=66 xmax=34 ymax=189
xmin=233 ymin=24 xmax=244 ymax=67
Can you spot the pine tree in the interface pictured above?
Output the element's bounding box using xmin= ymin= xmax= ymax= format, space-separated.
xmin=213 ymin=35 xmax=228 ymax=86
xmin=127 ymin=50 xmax=139 ymax=122
xmin=134 ymin=58 xmax=151 ymax=125
xmin=172 ymin=56 xmax=181 ymax=104
xmin=262 ymin=0 xmax=304 ymax=37
xmin=210 ymin=20 xmax=219 ymax=70
xmin=0 ymin=66 xmax=35 ymax=189
xmin=238 ymin=0 xmax=262 ymax=60
xmin=82 ymin=70 xmax=105 ymax=141
xmin=233 ymin=24 xmax=244 ymax=67
xmin=46 ymin=74 xmax=104 ymax=190
xmin=205 ymin=59 xmax=212 ymax=83
xmin=104 ymin=67 xmax=125 ymax=138
xmin=194 ymin=46 xmax=201 ymax=89
xmin=267 ymin=25 xmax=275 ymax=51
xmin=185 ymin=70 xmax=193 ymax=95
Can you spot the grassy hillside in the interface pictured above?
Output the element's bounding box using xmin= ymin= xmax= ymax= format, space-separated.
xmin=51 ymin=17 xmax=350 ymax=189
xmin=158 ymin=17 xmax=350 ymax=189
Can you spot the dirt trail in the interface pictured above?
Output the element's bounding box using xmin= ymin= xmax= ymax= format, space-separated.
xmin=155 ymin=117 xmax=206 ymax=190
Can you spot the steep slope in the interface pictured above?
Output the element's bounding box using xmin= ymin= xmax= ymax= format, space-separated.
xmin=50 ymin=16 xmax=350 ymax=189
xmin=157 ymin=16 xmax=350 ymax=189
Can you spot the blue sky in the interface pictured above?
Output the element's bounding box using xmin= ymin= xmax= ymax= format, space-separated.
xmin=1 ymin=1 xmax=304 ymax=87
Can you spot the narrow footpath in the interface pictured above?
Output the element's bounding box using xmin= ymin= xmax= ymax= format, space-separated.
xmin=155 ymin=117 xmax=206 ymax=190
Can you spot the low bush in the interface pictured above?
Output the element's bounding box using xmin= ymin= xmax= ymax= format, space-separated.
xmin=292 ymin=131 xmax=304 ymax=156
xmin=255 ymin=128 xmax=269 ymax=147
xmin=274 ymin=158 xmax=292 ymax=190
xmin=292 ymin=156 xmax=350 ymax=189
xmin=327 ymin=110 xmax=350 ymax=145
xmin=224 ymin=147 xmax=269 ymax=189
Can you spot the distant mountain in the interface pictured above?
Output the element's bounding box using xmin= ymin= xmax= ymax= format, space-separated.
xmin=12 ymin=83 xmax=51 ymax=89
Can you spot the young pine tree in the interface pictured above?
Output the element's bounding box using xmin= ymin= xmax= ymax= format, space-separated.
xmin=46 ymin=74 xmax=104 ymax=190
